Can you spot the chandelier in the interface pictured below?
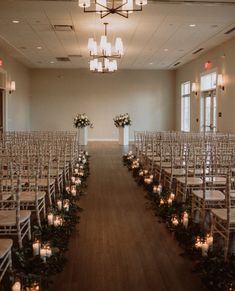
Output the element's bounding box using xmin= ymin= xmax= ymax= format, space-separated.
xmin=78 ymin=0 xmax=147 ymax=19
xmin=88 ymin=23 xmax=123 ymax=73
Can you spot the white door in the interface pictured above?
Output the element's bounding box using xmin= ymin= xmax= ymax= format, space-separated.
xmin=201 ymin=90 xmax=216 ymax=132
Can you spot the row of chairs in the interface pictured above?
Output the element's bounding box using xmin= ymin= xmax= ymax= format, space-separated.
xmin=134 ymin=130 xmax=235 ymax=260
xmin=0 ymin=131 xmax=80 ymax=284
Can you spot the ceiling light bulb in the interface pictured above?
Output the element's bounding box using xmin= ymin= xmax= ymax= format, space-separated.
xmin=122 ymin=0 xmax=133 ymax=13
xmin=78 ymin=0 xmax=91 ymax=8
xmin=37 ymin=46 xmax=42 ymax=50
xmin=164 ymin=48 xmax=169 ymax=52
xmin=96 ymin=0 xmax=107 ymax=13
xmin=112 ymin=60 xmax=117 ymax=71
xmin=100 ymin=35 xmax=107 ymax=51
xmin=88 ymin=38 xmax=94 ymax=51
xmin=105 ymin=43 xmax=112 ymax=56
xmin=98 ymin=62 xmax=103 ymax=72
xmin=115 ymin=37 xmax=124 ymax=55
xmin=12 ymin=20 xmax=20 ymax=24
xmin=189 ymin=24 xmax=196 ymax=27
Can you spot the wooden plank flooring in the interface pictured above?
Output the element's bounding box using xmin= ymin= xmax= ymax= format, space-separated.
xmin=52 ymin=142 xmax=205 ymax=291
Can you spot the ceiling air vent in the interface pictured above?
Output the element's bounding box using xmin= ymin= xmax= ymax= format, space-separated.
xmin=52 ymin=24 xmax=74 ymax=32
xmin=193 ymin=48 xmax=204 ymax=55
xmin=225 ymin=27 xmax=235 ymax=35
xmin=173 ymin=62 xmax=181 ymax=67
xmin=56 ymin=57 xmax=71 ymax=62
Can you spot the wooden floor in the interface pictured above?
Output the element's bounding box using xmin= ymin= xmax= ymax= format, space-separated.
xmin=52 ymin=142 xmax=205 ymax=291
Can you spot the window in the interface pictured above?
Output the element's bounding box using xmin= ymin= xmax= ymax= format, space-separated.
xmin=181 ymin=81 xmax=190 ymax=132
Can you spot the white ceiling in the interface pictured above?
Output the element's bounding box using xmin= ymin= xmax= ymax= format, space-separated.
xmin=0 ymin=0 xmax=235 ymax=70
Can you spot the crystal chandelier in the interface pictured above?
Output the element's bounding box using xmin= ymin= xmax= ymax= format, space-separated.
xmin=88 ymin=23 xmax=123 ymax=73
xmin=78 ymin=0 xmax=147 ymax=19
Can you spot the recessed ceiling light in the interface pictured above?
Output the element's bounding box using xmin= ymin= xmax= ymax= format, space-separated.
xmin=164 ymin=48 xmax=169 ymax=52
xmin=37 ymin=46 xmax=42 ymax=50
xmin=149 ymin=62 xmax=153 ymax=65
xmin=50 ymin=61 xmax=55 ymax=64
xmin=12 ymin=20 xmax=20 ymax=24
xmin=189 ymin=24 xmax=196 ymax=27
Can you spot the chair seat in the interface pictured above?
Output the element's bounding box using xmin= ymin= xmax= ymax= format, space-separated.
xmin=21 ymin=191 xmax=46 ymax=202
xmin=205 ymin=176 xmax=226 ymax=185
xmin=0 ymin=239 xmax=13 ymax=259
xmin=211 ymin=208 xmax=235 ymax=223
xmin=164 ymin=168 xmax=186 ymax=176
xmin=0 ymin=210 xmax=31 ymax=226
xmin=177 ymin=177 xmax=203 ymax=185
xmin=155 ymin=162 xmax=172 ymax=168
xmin=192 ymin=190 xmax=225 ymax=201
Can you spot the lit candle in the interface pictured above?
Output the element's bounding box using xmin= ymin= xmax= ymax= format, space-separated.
xmin=85 ymin=151 xmax=89 ymax=156
xmin=169 ymin=193 xmax=175 ymax=200
xmin=139 ymin=171 xmax=144 ymax=176
xmin=40 ymin=248 xmax=47 ymax=259
xmin=201 ymin=241 xmax=209 ymax=257
xmin=75 ymin=178 xmax=81 ymax=185
xmin=74 ymin=169 xmax=78 ymax=174
xmin=172 ymin=217 xmax=179 ymax=226
xmin=46 ymin=246 xmax=52 ymax=258
xmin=32 ymin=240 xmax=40 ymax=256
xmin=129 ymin=151 xmax=133 ymax=155
xmin=57 ymin=200 xmax=62 ymax=211
xmin=160 ymin=198 xmax=164 ymax=205
xmin=153 ymin=185 xmax=158 ymax=193
xmin=206 ymin=234 xmax=213 ymax=248
xmin=47 ymin=213 xmax=54 ymax=226
xmin=195 ymin=237 xmax=202 ymax=249
xmin=79 ymin=165 xmax=84 ymax=169
xmin=144 ymin=178 xmax=151 ymax=184
xmin=65 ymin=186 xmax=70 ymax=193
xmin=167 ymin=198 xmax=172 ymax=205
xmin=71 ymin=176 xmax=75 ymax=183
xmin=79 ymin=171 xmax=84 ymax=177
xmin=157 ymin=184 xmax=162 ymax=194
xmin=63 ymin=200 xmax=69 ymax=212
xmin=71 ymin=187 xmax=76 ymax=196
xmin=54 ymin=216 xmax=63 ymax=227
xmin=182 ymin=211 xmax=189 ymax=229
xmin=12 ymin=281 xmax=21 ymax=291
xmin=144 ymin=170 xmax=148 ymax=175
xmin=82 ymin=159 xmax=87 ymax=164
xmin=76 ymin=163 xmax=79 ymax=167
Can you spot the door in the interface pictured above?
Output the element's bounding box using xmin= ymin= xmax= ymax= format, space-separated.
xmin=200 ymin=90 xmax=216 ymax=132
xmin=0 ymin=89 xmax=3 ymax=132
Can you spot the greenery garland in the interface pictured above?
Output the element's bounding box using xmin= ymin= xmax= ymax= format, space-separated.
xmin=123 ymin=152 xmax=235 ymax=291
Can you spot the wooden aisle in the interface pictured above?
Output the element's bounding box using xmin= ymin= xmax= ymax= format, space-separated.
xmin=52 ymin=142 xmax=205 ymax=291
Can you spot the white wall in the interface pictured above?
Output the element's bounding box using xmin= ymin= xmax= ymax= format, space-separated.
xmin=30 ymin=69 xmax=176 ymax=140
xmin=176 ymin=36 xmax=235 ymax=133
xmin=0 ymin=49 xmax=31 ymax=131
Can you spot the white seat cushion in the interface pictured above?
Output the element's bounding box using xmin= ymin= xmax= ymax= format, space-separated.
xmin=0 ymin=210 xmax=31 ymax=226
xmin=192 ymin=190 xmax=225 ymax=201
xmin=20 ymin=191 xmax=46 ymax=202
xmin=0 ymin=239 xmax=13 ymax=259
xmin=211 ymin=208 xmax=235 ymax=223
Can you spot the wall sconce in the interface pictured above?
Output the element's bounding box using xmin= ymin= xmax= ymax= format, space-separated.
xmin=191 ymin=82 xmax=198 ymax=96
xmin=9 ymin=81 xmax=16 ymax=94
xmin=217 ymin=74 xmax=224 ymax=91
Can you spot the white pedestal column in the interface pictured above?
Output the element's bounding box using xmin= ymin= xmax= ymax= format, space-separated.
xmin=118 ymin=126 xmax=129 ymax=146
xmin=79 ymin=127 xmax=88 ymax=146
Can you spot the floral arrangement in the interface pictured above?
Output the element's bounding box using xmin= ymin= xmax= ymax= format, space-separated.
xmin=74 ymin=113 xmax=93 ymax=128
xmin=113 ymin=113 xmax=131 ymax=128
